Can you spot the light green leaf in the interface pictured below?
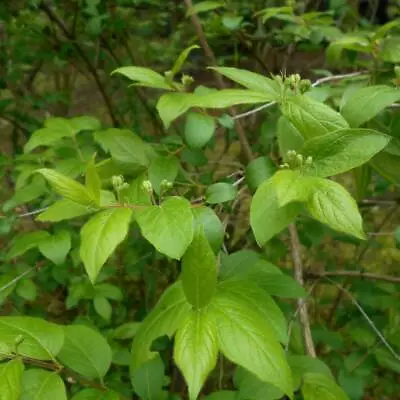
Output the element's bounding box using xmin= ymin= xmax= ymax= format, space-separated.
xmin=135 ymin=196 xmax=194 ymax=259
xmin=7 ymin=231 xmax=50 ymax=259
xmin=93 ymin=296 xmax=112 ymax=321
xmin=94 ymin=283 xmax=123 ymax=301
xmin=304 ymin=177 xmax=366 ymax=240
xmin=301 ymin=128 xmax=391 ymax=177
xmin=80 ymin=208 xmax=133 ymax=283
xmin=171 ymin=45 xmax=200 ymax=77
xmin=219 ymin=250 xmax=262 ymax=280
xmin=112 ymin=66 xmax=172 ymax=90
xmin=94 ymin=129 xmax=153 ymax=167
xmin=36 ymin=199 xmax=93 ymax=222
xmin=113 ymin=322 xmax=141 ymax=340
xmin=302 ymin=373 xmax=349 ymax=400
xmin=68 ymin=116 xmax=101 ymax=133
xmin=38 ymin=230 xmax=71 ymax=265
xmin=57 ymin=325 xmax=112 ymax=379
xmin=16 ymin=280 xmax=37 ymax=302
xmin=281 ymin=95 xmax=349 ymax=139
xmin=124 ymin=173 xmax=152 ymax=205
xmin=184 ymin=111 xmax=216 ymax=149
xmin=186 ymin=1 xmax=225 ymax=16
xmin=37 ymin=169 xmax=96 ymax=206
xmin=250 ymin=175 xmax=302 ymax=246
xmin=131 ymin=355 xmax=165 ymax=400
xmin=0 ymin=317 xmax=64 ymax=360
xmin=174 ymin=309 xmax=218 ymax=400
xmin=370 ymin=151 xmax=400 ymax=183
xmin=245 ymin=156 xmax=277 ymax=192
xmin=209 ymin=284 xmax=293 ymax=397
xmin=148 ymin=155 xmax=179 ymax=194
xmin=71 ymin=389 xmax=120 ymax=400
xmin=181 ymin=228 xmax=217 ymax=308
xmin=380 ymin=36 xmax=400 ymax=63
xmin=192 ymin=206 xmax=224 ymax=253
xmin=209 ymin=67 xmax=280 ymax=99
xmin=131 ymin=282 xmax=191 ymax=374
xmin=0 ymin=358 xmax=24 ymax=400
xmin=157 ymin=92 xmax=193 ymax=129
xmin=21 ymin=369 xmax=67 ymax=400
xmin=206 ymin=182 xmax=237 ymax=204
xmin=85 ymin=156 xmax=101 ymax=205
xmin=341 ymin=85 xmax=400 ymax=128
xmin=326 ymin=36 xmax=371 ymax=64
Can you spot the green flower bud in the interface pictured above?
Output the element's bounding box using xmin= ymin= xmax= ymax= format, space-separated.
xmin=181 ymin=74 xmax=194 ymax=86
xmin=160 ymin=179 xmax=173 ymax=190
xmin=112 ymin=175 xmax=124 ymax=189
xmin=280 ymin=163 xmax=290 ymax=169
xmin=14 ymin=334 xmax=24 ymax=346
xmin=296 ymin=154 xmax=303 ymax=165
xmin=305 ymin=156 xmax=313 ymax=166
xmin=141 ymin=180 xmax=153 ymax=193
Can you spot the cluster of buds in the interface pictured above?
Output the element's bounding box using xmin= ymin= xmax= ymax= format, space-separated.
xmin=112 ymin=175 xmax=128 ymax=192
xmin=280 ymin=150 xmax=312 ymax=169
xmin=141 ymin=180 xmax=153 ymax=194
xmin=276 ymin=73 xmax=311 ymax=94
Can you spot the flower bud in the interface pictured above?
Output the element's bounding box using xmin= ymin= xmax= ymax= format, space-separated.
xmin=305 ymin=156 xmax=313 ymax=166
xmin=141 ymin=180 xmax=153 ymax=193
xmin=296 ymin=154 xmax=303 ymax=165
xmin=112 ymin=175 xmax=124 ymax=189
xmin=14 ymin=334 xmax=24 ymax=346
xmin=160 ymin=179 xmax=173 ymax=190
xmin=181 ymin=74 xmax=194 ymax=86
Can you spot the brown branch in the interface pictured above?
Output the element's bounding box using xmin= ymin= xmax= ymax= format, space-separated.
xmin=183 ymin=0 xmax=254 ymax=163
xmin=307 ymin=270 xmax=400 ymax=284
xmin=39 ymin=1 xmax=119 ymax=126
xmin=288 ymin=223 xmax=316 ymax=358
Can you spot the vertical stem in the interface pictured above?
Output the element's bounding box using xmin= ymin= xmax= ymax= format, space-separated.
xmin=288 ymin=223 xmax=316 ymax=358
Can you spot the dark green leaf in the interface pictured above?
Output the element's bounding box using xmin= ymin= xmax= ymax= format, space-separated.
xmin=206 ymin=183 xmax=237 ymax=204
xmin=148 ymin=155 xmax=179 ymax=194
xmin=245 ymin=156 xmax=277 ymax=192
xmin=184 ymin=112 xmax=216 ymax=149
xmin=7 ymin=231 xmax=50 ymax=259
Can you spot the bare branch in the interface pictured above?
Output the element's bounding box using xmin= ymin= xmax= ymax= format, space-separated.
xmin=307 ymin=270 xmax=400 ymax=284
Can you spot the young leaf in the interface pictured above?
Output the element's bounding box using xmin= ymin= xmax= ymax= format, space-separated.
xmin=184 ymin=111 xmax=216 ymax=149
xmin=206 ymin=183 xmax=237 ymax=204
xmin=341 ymin=85 xmax=400 ymax=128
xmin=93 ymin=296 xmax=112 ymax=321
xmin=250 ymin=176 xmax=302 ymax=246
xmin=0 ymin=358 xmax=24 ymax=400
xmin=38 ymin=230 xmax=71 ymax=265
xmin=57 ymin=325 xmax=112 ymax=379
xmin=304 ymin=177 xmax=366 ymax=240
xmin=7 ymin=231 xmax=50 ymax=259
xmin=16 ymin=279 xmax=37 ymax=302
xmin=94 ymin=129 xmax=153 ymax=167
xmin=192 ymin=206 xmax=224 ymax=253
xmin=246 ymin=156 xmax=277 ymax=193
xmin=21 ymin=369 xmax=67 ymax=400
xmin=281 ymin=95 xmax=349 ymax=139
xmin=80 ymin=208 xmax=133 ymax=283
xmin=181 ymin=228 xmax=217 ymax=308
xmin=209 ymin=67 xmax=280 ymax=99
xmin=186 ymin=0 xmax=225 ymax=16
xmin=112 ymin=66 xmax=173 ymax=90
xmin=171 ymin=45 xmax=200 ymax=78
xmin=37 ymin=169 xmax=96 ymax=206
xmin=0 ymin=317 xmax=64 ymax=360
xmin=131 ymin=355 xmax=166 ymax=400
xmin=36 ymin=199 xmax=93 ymax=222
xmin=301 ymin=373 xmax=349 ymax=400
xmin=131 ymin=282 xmax=191 ymax=374
xmin=174 ymin=309 xmax=218 ymax=400
xmin=135 ymin=196 xmax=194 ymax=259
xmin=209 ymin=285 xmax=293 ymax=397
xmin=148 ymin=155 xmax=179 ymax=194
xmin=85 ymin=156 xmax=101 ymax=205
xmin=301 ymin=128 xmax=391 ymax=177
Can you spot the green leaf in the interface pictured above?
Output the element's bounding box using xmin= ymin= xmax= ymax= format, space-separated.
xmin=94 ymin=129 xmax=153 ymax=167
xmin=124 ymin=173 xmax=152 ymax=205
xmin=301 ymin=128 xmax=391 ymax=177
xmin=181 ymin=228 xmax=217 ymax=308
xmin=250 ymin=175 xmax=302 ymax=246
xmin=209 ymin=67 xmax=280 ymax=99
xmin=21 ymin=369 xmax=67 ymax=400
xmin=282 ymin=95 xmax=349 ymax=139
xmin=171 ymin=45 xmax=200 ymax=78
xmin=370 ymin=151 xmax=400 ymax=183
xmin=219 ymin=250 xmax=262 ymax=280
xmin=7 ymin=231 xmax=50 ymax=259
xmin=112 ymin=66 xmax=172 ymax=90
xmin=71 ymin=389 xmax=120 ymax=400
xmin=341 ymin=85 xmax=400 ymax=128
xmin=93 ymin=296 xmax=112 ymax=321
xmin=186 ymin=1 xmax=225 ymax=16
xmin=338 ymin=369 xmax=364 ymax=400
xmin=303 ymin=177 xmax=366 ymax=240
xmin=38 ymin=230 xmax=71 ymax=265
xmin=131 ymin=355 xmax=165 ymax=400
xmin=131 ymin=282 xmax=191 ymax=374
xmin=85 ymin=156 xmax=101 ymax=205
xmin=37 ymin=169 xmax=96 ymax=206
xmin=68 ymin=116 xmax=101 ymax=133
xmin=209 ymin=283 xmax=293 ymax=397
xmin=148 ymin=155 xmax=179 ymax=194
xmin=57 ymin=325 xmax=112 ymax=379
xmin=0 ymin=317 xmax=64 ymax=360
xmin=302 ymin=373 xmax=349 ymax=400
xmin=80 ymin=208 xmax=133 ymax=283
xmin=0 ymin=358 xmax=24 ymax=400
xmin=37 ymin=199 xmax=92 ymax=222
xmin=374 ymin=347 xmax=400 ymax=374
xmin=16 ymin=280 xmax=37 ymax=302
xmin=135 ymin=196 xmax=194 ymax=259
xmin=192 ymin=206 xmax=224 ymax=253
xmin=95 ymin=283 xmax=123 ymax=301
xmin=380 ymin=36 xmax=400 ymax=63
xmin=277 ymin=116 xmax=305 ymax=158
xmin=206 ymin=183 xmax=237 ymax=204
xmin=203 ymin=392 xmax=236 ymax=400
xmin=113 ymin=322 xmax=141 ymax=340
xmin=184 ymin=112 xmax=216 ymax=149
xmin=174 ymin=309 xmax=218 ymax=400
xmin=326 ymin=36 xmax=371 ymax=64
xmin=245 ymin=156 xmax=277 ymax=192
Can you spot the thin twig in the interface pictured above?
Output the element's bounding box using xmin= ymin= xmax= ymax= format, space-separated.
xmin=307 ymin=270 xmax=400 ymax=284
xmin=288 ymin=223 xmax=316 ymax=357
xmin=0 ymin=267 xmax=36 ymax=294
